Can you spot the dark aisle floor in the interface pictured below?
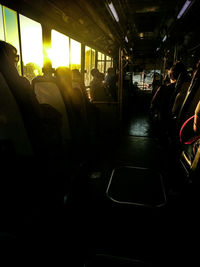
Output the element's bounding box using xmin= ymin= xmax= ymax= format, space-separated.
xmin=114 ymin=89 xmax=164 ymax=169
xmin=77 ymin=90 xmax=170 ymax=263
xmin=66 ymin=89 xmax=200 ymax=266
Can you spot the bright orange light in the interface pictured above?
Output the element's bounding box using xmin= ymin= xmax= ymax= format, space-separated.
xmin=70 ymin=38 xmax=81 ymax=65
xmin=19 ymin=14 xmax=43 ymax=67
xmin=51 ymin=30 xmax=69 ymax=68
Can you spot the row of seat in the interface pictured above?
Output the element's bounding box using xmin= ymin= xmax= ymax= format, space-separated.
xmin=0 ymin=41 xmax=123 ymax=239
xmin=153 ymin=63 xmax=200 ymax=185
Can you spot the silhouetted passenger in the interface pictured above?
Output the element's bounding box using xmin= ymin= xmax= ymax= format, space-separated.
xmin=72 ymin=68 xmax=100 ymax=144
xmin=56 ymin=67 xmax=90 ymax=147
xmin=72 ymin=69 xmax=88 ymax=101
xmin=98 ymin=72 xmax=105 ymax=83
xmin=163 ymin=61 xmax=174 ymax=86
xmin=151 ymin=72 xmax=163 ymax=96
xmin=150 ymin=61 xmax=188 ymax=133
xmin=56 ymin=67 xmax=84 ymax=110
xmin=42 ymin=61 xmax=56 ymax=79
xmin=0 ymin=41 xmax=63 ymax=156
xmin=104 ymin=67 xmax=118 ymax=101
xmin=90 ymin=68 xmax=109 ymax=101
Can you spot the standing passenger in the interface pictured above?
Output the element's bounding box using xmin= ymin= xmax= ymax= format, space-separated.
xmin=104 ymin=67 xmax=118 ymax=101
xmin=89 ymin=68 xmax=109 ymax=101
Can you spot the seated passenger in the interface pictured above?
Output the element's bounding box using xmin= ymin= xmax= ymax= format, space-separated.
xmin=0 ymin=41 xmax=63 ymax=156
xmin=33 ymin=61 xmax=56 ymax=80
xmin=150 ymin=61 xmax=188 ymax=132
xmin=72 ymin=69 xmax=88 ymax=101
xmin=0 ymin=41 xmax=37 ymax=110
xmin=89 ymin=68 xmax=110 ymax=101
xmin=56 ymin=67 xmax=90 ymax=146
xmin=56 ymin=67 xmax=83 ymax=110
xmin=72 ymin=69 xmax=100 ymax=143
xmin=151 ymin=72 xmax=163 ymax=97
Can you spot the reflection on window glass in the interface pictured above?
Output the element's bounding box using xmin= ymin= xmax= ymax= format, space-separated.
xmin=3 ymin=6 xmax=21 ymax=73
xmin=51 ymin=30 xmax=69 ymax=68
xmin=20 ymin=14 xmax=43 ymax=81
xmin=70 ymin=38 xmax=81 ymax=70
xmin=0 ymin=5 xmax=5 ymax=40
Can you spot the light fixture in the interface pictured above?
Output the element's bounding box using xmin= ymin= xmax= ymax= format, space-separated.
xmin=162 ymin=35 xmax=167 ymax=42
xmin=156 ymin=47 xmax=160 ymax=51
xmin=177 ymin=0 xmax=193 ymax=19
xmin=139 ymin=32 xmax=144 ymax=39
xmin=125 ymin=36 xmax=128 ymax=43
xmin=107 ymin=2 xmax=119 ymax=22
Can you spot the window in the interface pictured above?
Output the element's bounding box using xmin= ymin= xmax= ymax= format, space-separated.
xmin=132 ymin=70 xmax=156 ymax=90
xmin=97 ymin=52 xmax=105 ymax=73
xmin=0 ymin=5 xmax=5 ymax=40
xmin=51 ymin=30 xmax=69 ymax=68
xmin=84 ymin=46 xmax=96 ymax=86
xmin=3 ymin=6 xmax=21 ymax=73
xmin=105 ymin=55 xmax=113 ymax=72
xmin=70 ymin=38 xmax=81 ymax=70
xmin=19 ymin=14 xmax=43 ymax=81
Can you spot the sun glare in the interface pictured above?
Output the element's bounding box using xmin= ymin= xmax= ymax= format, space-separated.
xmin=51 ymin=30 xmax=69 ymax=68
xmin=70 ymin=38 xmax=81 ymax=65
xmin=19 ymin=14 xmax=43 ymax=67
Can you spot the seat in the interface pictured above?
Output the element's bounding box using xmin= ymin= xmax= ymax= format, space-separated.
xmin=32 ymin=76 xmax=71 ymax=150
xmin=176 ymin=65 xmax=200 ymax=130
xmin=92 ymin=101 xmax=120 ymax=136
xmin=179 ymin=101 xmax=200 ymax=181
xmin=0 ymin=72 xmax=33 ymax=157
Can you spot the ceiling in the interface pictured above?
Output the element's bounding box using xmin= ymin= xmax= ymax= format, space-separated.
xmin=2 ymin=0 xmax=200 ymax=63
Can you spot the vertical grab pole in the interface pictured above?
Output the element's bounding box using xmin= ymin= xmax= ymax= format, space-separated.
xmin=174 ymin=44 xmax=177 ymax=63
xmin=162 ymin=55 xmax=167 ymax=84
xmin=42 ymin=25 xmax=51 ymax=68
xmin=118 ymin=47 xmax=123 ymax=121
xmin=17 ymin=13 xmax=23 ymax=75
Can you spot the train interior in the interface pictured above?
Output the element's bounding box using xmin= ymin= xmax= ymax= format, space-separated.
xmin=1 ymin=0 xmax=200 ymax=266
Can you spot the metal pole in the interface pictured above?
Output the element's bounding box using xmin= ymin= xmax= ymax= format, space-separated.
xmin=118 ymin=47 xmax=123 ymax=121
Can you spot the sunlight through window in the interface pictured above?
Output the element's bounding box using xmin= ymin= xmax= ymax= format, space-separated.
xmin=70 ymin=38 xmax=81 ymax=70
xmin=97 ymin=52 xmax=105 ymax=73
xmin=20 ymin=14 xmax=43 ymax=81
xmin=0 ymin=5 xmax=5 ymax=40
xmin=3 ymin=6 xmax=21 ymax=73
xmin=51 ymin=30 xmax=69 ymax=68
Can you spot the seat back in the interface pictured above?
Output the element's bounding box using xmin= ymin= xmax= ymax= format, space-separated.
xmin=177 ymin=66 xmax=200 ymax=129
xmin=92 ymin=101 xmax=120 ymax=136
xmin=0 ymin=72 xmax=33 ymax=156
xmin=32 ymin=78 xmax=71 ymax=147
